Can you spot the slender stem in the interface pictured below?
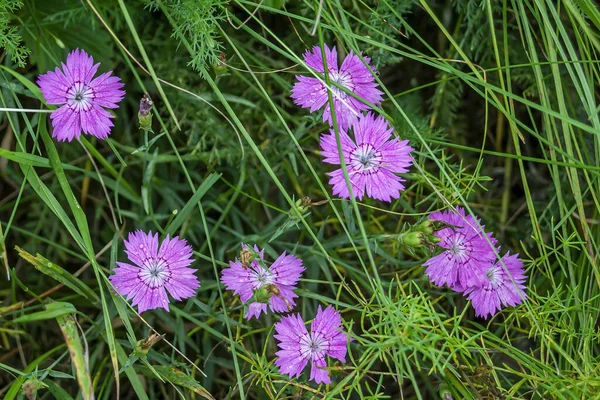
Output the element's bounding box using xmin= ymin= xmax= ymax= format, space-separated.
xmin=0 ymin=108 xmax=53 ymax=113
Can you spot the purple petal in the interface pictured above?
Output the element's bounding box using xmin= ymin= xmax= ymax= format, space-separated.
xmin=50 ymin=105 xmax=81 ymax=142
xmin=274 ymin=313 xmax=311 ymax=378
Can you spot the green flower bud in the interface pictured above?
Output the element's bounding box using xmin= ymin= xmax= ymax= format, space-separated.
xmin=402 ymin=231 xmax=425 ymax=247
xmin=213 ymin=52 xmax=228 ymax=76
xmin=133 ymin=332 xmax=164 ymax=358
xmin=22 ymin=378 xmax=48 ymax=400
xmin=138 ymin=93 xmax=153 ymax=132
xmin=254 ymin=283 xmax=280 ymax=303
xmin=415 ymin=219 xmax=435 ymax=235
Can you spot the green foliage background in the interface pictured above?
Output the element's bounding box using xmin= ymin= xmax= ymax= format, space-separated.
xmin=1 ymin=0 xmax=600 ymax=398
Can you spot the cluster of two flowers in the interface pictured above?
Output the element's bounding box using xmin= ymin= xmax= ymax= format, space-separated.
xmin=424 ymin=206 xmax=527 ymax=318
xmin=291 ymin=44 xmax=414 ymax=202
xmin=110 ymin=232 xmax=348 ymax=384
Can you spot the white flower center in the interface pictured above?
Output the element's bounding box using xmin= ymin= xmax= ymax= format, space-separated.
xmin=139 ymin=259 xmax=170 ymax=288
xmin=485 ymin=266 xmax=502 ymax=286
xmin=251 ymin=264 xmax=274 ymax=289
xmin=330 ymin=70 xmax=352 ymax=100
xmin=350 ymin=144 xmax=382 ymax=174
xmin=299 ymin=332 xmax=325 ymax=359
xmin=308 ymin=337 xmax=323 ymax=352
xmin=66 ymin=81 xmax=95 ymax=112
xmin=449 ymin=233 xmax=470 ymax=256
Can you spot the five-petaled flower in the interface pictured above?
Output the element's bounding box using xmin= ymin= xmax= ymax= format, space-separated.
xmin=109 ymin=230 xmax=200 ymax=313
xmin=221 ymin=244 xmax=305 ymax=319
xmin=37 ymin=48 xmax=125 ymax=142
xmin=459 ymin=252 xmax=527 ymax=318
xmin=274 ymin=305 xmax=349 ymax=384
xmin=423 ymin=206 xmax=497 ymax=289
xmin=320 ymin=112 xmax=413 ymax=202
xmin=291 ymin=44 xmax=383 ymax=131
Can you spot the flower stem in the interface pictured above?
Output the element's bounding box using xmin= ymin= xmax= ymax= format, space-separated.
xmin=0 ymin=108 xmax=53 ymax=113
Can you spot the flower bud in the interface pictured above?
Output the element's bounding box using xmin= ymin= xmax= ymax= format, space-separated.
xmin=254 ymin=283 xmax=279 ymax=303
xmin=402 ymin=231 xmax=425 ymax=247
xmin=415 ymin=219 xmax=435 ymax=235
xmin=213 ymin=52 xmax=228 ymax=76
xmin=138 ymin=93 xmax=153 ymax=132
xmin=22 ymin=378 xmax=47 ymax=400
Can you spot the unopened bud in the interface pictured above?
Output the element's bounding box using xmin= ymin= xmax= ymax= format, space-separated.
xmin=415 ymin=219 xmax=435 ymax=235
xmin=22 ymin=378 xmax=47 ymax=400
xmin=138 ymin=93 xmax=153 ymax=132
xmin=213 ymin=52 xmax=228 ymax=76
xmin=255 ymin=283 xmax=280 ymax=303
xmin=141 ymin=333 xmax=164 ymax=351
xmin=294 ymin=196 xmax=311 ymax=215
xmin=402 ymin=232 xmax=425 ymax=247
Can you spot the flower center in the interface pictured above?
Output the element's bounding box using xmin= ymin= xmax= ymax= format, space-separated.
xmin=299 ymin=332 xmax=325 ymax=359
xmin=66 ymin=81 xmax=95 ymax=113
xmin=308 ymin=337 xmax=323 ymax=352
xmin=350 ymin=144 xmax=382 ymax=174
xmin=256 ymin=269 xmax=271 ymax=285
xmin=251 ymin=264 xmax=274 ymax=290
xmin=485 ymin=267 xmax=502 ymax=286
xmin=330 ymin=70 xmax=352 ymax=100
xmin=448 ymin=232 xmax=470 ymax=256
xmin=139 ymin=259 xmax=170 ymax=288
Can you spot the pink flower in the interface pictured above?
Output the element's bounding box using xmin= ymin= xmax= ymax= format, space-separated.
xmin=274 ymin=306 xmax=349 ymax=384
xmin=291 ymin=44 xmax=383 ymax=130
xmin=460 ymin=252 xmax=527 ymax=318
xmin=221 ymin=245 xmax=305 ymax=319
xmin=109 ymin=230 xmax=199 ymax=313
xmin=37 ymin=49 xmax=125 ymax=142
xmin=320 ymin=113 xmax=413 ymax=202
xmin=423 ymin=206 xmax=497 ymax=288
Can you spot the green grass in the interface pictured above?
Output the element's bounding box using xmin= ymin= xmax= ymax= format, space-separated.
xmin=1 ymin=0 xmax=600 ymax=398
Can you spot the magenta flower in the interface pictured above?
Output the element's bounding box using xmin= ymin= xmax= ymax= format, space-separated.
xmin=37 ymin=49 xmax=125 ymax=142
xmin=291 ymin=44 xmax=383 ymax=130
xmin=320 ymin=113 xmax=413 ymax=202
xmin=460 ymin=252 xmax=527 ymax=318
xmin=221 ymin=245 xmax=305 ymax=319
xmin=274 ymin=305 xmax=349 ymax=384
xmin=109 ymin=230 xmax=199 ymax=313
xmin=423 ymin=206 xmax=497 ymax=288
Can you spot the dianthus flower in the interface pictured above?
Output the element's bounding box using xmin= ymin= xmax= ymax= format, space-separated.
xmin=37 ymin=49 xmax=125 ymax=142
xmin=274 ymin=305 xmax=349 ymax=384
xmin=460 ymin=252 xmax=527 ymax=318
xmin=423 ymin=206 xmax=497 ymax=288
xmin=109 ymin=230 xmax=199 ymax=313
xmin=320 ymin=113 xmax=413 ymax=202
xmin=291 ymin=44 xmax=383 ymax=130
xmin=221 ymin=245 xmax=305 ymax=319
